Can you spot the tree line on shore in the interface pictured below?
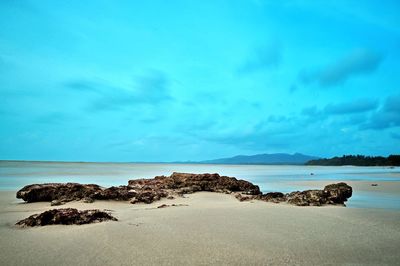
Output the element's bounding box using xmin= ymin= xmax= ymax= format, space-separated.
xmin=306 ymin=155 xmax=400 ymax=166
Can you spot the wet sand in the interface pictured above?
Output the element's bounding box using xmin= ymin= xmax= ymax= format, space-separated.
xmin=289 ymin=180 xmax=400 ymax=194
xmin=1 ymin=190 xmax=400 ymax=266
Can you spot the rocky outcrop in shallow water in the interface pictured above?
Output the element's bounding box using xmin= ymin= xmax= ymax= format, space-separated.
xmin=15 ymin=208 xmax=117 ymax=227
xmin=16 ymin=173 xmax=352 ymax=206
xmin=286 ymin=182 xmax=353 ymax=206
xmin=236 ymin=182 xmax=352 ymax=206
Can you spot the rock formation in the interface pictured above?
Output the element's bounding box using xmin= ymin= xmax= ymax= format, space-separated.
xmin=236 ymin=182 xmax=352 ymax=206
xmin=16 ymin=208 xmax=117 ymax=227
xmin=16 ymin=172 xmax=261 ymax=205
xmin=16 ymin=183 xmax=103 ymax=204
xmin=16 ymin=173 xmax=352 ymax=206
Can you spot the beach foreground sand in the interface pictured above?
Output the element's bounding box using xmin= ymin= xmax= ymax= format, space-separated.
xmin=1 ymin=191 xmax=400 ymax=265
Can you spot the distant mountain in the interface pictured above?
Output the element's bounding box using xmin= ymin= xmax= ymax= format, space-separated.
xmin=199 ymin=153 xmax=320 ymax=165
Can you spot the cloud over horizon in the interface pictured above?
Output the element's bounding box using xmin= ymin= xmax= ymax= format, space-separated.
xmin=64 ymin=71 xmax=172 ymax=112
xmin=300 ymin=49 xmax=383 ymax=87
xmin=324 ymin=99 xmax=378 ymax=115
xmin=361 ymin=94 xmax=400 ymax=130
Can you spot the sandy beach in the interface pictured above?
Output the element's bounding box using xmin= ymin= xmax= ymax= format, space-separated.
xmin=1 ymin=189 xmax=400 ymax=266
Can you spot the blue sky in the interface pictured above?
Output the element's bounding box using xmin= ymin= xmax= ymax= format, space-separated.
xmin=0 ymin=0 xmax=399 ymax=162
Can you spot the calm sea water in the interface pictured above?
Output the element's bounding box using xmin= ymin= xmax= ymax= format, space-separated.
xmin=1 ymin=161 xmax=399 ymax=209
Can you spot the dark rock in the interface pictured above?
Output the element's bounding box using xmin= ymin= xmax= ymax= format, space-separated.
xmin=323 ymin=182 xmax=353 ymax=204
xmin=234 ymin=193 xmax=254 ymax=202
xmin=157 ymin=203 xmax=188 ymax=208
xmin=94 ymin=186 xmax=136 ymax=201
xmin=16 ymin=208 xmax=117 ymax=227
xmin=130 ymin=189 xmax=168 ymax=204
xmin=17 ymin=172 xmax=261 ymax=205
xmin=285 ymin=183 xmax=353 ymax=206
xmin=17 ymin=184 xmax=137 ymax=204
xmin=235 ymin=183 xmax=352 ymax=206
xmin=258 ymin=192 xmax=286 ymax=203
xmin=126 ymin=172 xmax=260 ymax=204
xmin=286 ymin=190 xmax=325 ymax=206
xmin=175 ymin=186 xmax=202 ymax=195
xmin=371 ymin=183 xmax=378 ymax=186
xmin=128 ymin=172 xmax=261 ymax=195
xmin=50 ymin=200 xmax=64 ymax=206
xmin=17 ymin=183 xmax=103 ymax=203
xmin=82 ymin=197 xmax=94 ymax=203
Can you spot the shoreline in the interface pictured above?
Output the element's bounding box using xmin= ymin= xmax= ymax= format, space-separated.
xmin=2 ymin=159 xmax=400 ymax=167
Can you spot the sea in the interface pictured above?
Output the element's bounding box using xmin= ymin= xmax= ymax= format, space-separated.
xmin=1 ymin=161 xmax=399 ymax=210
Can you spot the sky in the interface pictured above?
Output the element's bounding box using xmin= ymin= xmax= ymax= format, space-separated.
xmin=0 ymin=0 xmax=399 ymax=162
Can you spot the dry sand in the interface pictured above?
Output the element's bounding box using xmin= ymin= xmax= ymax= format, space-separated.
xmin=1 ymin=191 xmax=400 ymax=266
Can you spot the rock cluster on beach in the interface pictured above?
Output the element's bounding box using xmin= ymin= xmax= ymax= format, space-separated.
xmin=16 ymin=208 xmax=117 ymax=227
xmin=235 ymin=182 xmax=353 ymax=206
xmin=16 ymin=172 xmax=260 ymax=205
xmin=16 ymin=172 xmax=352 ymax=207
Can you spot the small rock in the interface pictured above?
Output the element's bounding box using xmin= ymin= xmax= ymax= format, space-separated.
xmin=82 ymin=197 xmax=94 ymax=203
xmin=16 ymin=208 xmax=117 ymax=227
xmin=50 ymin=200 xmax=64 ymax=206
xmin=157 ymin=203 xmax=188 ymax=209
xmin=258 ymin=192 xmax=286 ymax=203
xmin=234 ymin=193 xmax=254 ymax=202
